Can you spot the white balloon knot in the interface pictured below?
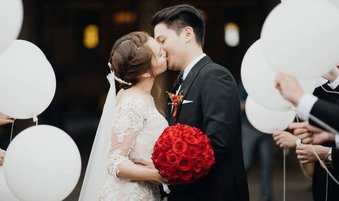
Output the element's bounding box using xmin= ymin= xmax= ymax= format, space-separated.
xmin=33 ymin=116 xmax=38 ymax=123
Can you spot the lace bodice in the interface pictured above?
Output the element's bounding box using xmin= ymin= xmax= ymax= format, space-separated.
xmin=98 ymin=92 xmax=168 ymax=201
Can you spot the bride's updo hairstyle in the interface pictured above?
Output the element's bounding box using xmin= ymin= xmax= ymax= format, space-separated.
xmin=109 ymin=31 xmax=155 ymax=89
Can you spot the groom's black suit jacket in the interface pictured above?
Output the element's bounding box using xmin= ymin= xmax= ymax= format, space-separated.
xmin=166 ymin=56 xmax=249 ymax=201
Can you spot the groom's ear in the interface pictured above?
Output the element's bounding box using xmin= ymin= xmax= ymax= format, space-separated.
xmin=181 ymin=26 xmax=194 ymax=43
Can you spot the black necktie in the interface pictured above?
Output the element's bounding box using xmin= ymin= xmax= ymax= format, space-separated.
xmin=173 ymin=72 xmax=184 ymax=92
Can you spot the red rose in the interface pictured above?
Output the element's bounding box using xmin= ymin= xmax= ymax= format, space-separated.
xmin=161 ymin=135 xmax=174 ymax=149
xmin=156 ymin=152 xmax=169 ymax=167
xmin=183 ymin=133 xmax=201 ymax=144
xmin=171 ymin=95 xmax=180 ymax=102
xmin=179 ymin=171 xmax=193 ymax=182
xmin=181 ymin=128 xmax=192 ymax=136
xmin=168 ymin=129 xmax=182 ymax=139
xmin=152 ymin=147 xmax=161 ymax=159
xmin=165 ymin=151 xmax=178 ymax=165
xmin=204 ymin=155 xmax=215 ymax=169
xmin=197 ymin=143 xmax=209 ymax=155
xmin=176 ymin=155 xmax=192 ymax=171
xmin=193 ymin=158 xmax=203 ymax=173
xmin=172 ymin=139 xmax=188 ymax=154
xmin=187 ymin=146 xmax=199 ymax=159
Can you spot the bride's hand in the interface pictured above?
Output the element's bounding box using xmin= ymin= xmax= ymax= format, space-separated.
xmin=151 ymin=169 xmax=168 ymax=184
xmin=134 ymin=158 xmax=155 ymax=169
xmin=133 ymin=158 xmax=168 ymax=184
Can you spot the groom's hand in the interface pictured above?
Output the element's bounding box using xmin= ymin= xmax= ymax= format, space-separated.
xmin=133 ymin=158 xmax=155 ymax=169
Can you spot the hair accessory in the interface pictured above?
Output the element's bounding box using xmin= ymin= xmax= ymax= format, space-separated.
xmin=107 ymin=62 xmax=132 ymax=86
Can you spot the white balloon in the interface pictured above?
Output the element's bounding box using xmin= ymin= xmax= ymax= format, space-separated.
xmin=300 ymin=79 xmax=317 ymax=95
xmin=245 ymin=97 xmax=296 ymax=134
xmin=241 ymin=39 xmax=316 ymax=111
xmin=0 ymin=167 xmax=20 ymax=201
xmin=3 ymin=125 xmax=81 ymax=201
xmin=0 ymin=40 xmax=56 ymax=119
xmin=261 ymin=0 xmax=339 ymax=79
xmin=241 ymin=40 xmax=291 ymax=111
xmin=0 ymin=0 xmax=23 ymax=54
xmin=330 ymin=0 xmax=339 ymax=8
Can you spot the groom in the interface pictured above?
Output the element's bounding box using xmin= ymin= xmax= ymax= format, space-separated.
xmin=152 ymin=4 xmax=249 ymax=201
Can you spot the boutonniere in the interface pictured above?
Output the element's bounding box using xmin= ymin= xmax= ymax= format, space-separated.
xmin=166 ymin=90 xmax=184 ymax=117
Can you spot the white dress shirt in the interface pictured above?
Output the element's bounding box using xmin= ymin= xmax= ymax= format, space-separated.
xmin=182 ymin=53 xmax=206 ymax=80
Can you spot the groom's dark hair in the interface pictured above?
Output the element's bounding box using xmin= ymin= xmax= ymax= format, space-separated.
xmin=151 ymin=4 xmax=205 ymax=47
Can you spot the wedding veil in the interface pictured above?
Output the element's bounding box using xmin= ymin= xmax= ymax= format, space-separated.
xmin=78 ymin=72 xmax=116 ymax=201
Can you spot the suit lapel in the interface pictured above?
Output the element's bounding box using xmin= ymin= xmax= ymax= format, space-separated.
xmin=181 ymin=56 xmax=211 ymax=99
xmin=173 ymin=56 xmax=211 ymax=121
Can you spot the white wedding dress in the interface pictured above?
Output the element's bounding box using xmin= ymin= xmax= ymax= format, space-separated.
xmin=97 ymin=91 xmax=168 ymax=201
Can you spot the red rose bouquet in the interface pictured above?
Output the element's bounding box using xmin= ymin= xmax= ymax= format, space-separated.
xmin=152 ymin=123 xmax=215 ymax=185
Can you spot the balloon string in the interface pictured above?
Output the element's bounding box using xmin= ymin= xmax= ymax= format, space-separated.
xmin=283 ymin=148 xmax=287 ymax=201
xmin=9 ymin=120 xmax=15 ymax=142
xmin=310 ymin=145 xmax=339 ymax=185
xmin=295 ymin=116 xmax=339 ymax=186
xmin=308 ymin=114 xmax=338 ymax=137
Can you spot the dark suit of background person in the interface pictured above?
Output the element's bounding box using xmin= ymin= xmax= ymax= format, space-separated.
xmin=166 ymin=56 xmax=249 ymax=201
xmin=311 ymin=84 xmax=339 ymax=201
xmin=309 ymin=99 xmax=339 ymax=132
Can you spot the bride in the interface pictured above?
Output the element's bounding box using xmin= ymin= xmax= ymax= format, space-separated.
xmin=79 ymin=31 xmax=168 ymax=201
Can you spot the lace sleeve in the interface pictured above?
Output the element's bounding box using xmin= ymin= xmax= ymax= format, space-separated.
xmin=107 ymin=97 xmax=146 ymax=178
